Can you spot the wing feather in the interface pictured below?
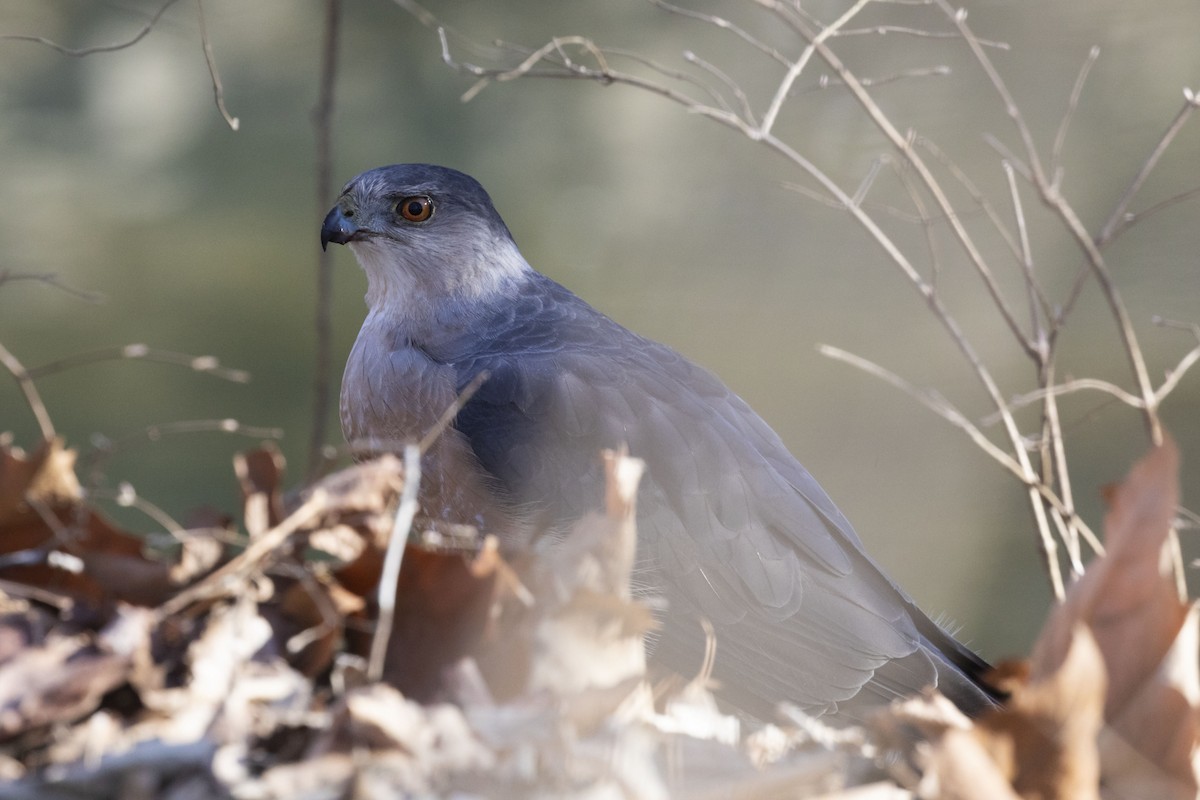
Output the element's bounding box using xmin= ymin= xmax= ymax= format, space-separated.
xmin=441 ymin=273 xmax=987 ymax=715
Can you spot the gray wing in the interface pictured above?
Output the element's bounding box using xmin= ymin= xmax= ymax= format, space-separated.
xmin=448 ymin=275 xmax=992 ymax=717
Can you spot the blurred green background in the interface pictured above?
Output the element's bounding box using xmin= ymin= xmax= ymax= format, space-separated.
xmin=2 ymin=0 xmax=1198 ymax=662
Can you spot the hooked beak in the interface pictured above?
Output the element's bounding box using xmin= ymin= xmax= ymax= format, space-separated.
xmin=320 ymin=205 xmax=361 ymax=251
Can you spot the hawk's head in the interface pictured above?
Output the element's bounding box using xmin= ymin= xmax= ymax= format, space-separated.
xmin=321 ymin=164 xmax=531 ymax=311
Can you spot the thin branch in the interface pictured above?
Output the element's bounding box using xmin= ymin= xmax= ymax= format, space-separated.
xmin=820 ymin=343 xmax=1086 ymax=588
xmin=1097 ymin=91 xmax=1200 ymax=247
xmin=158 ymin=493 xmax=327 ymax=617
xmin=983 ymin=133 xmax=1032 ymax=182
xmin=1152 ymin=318 xmax=1200 ymax=405
xmin=648 ymin=0 xmax=791 ymax=67
xmin=915 ymin=137 xmax=1024 ymax=265
xmin=817 ymin=64 xmax=950 ymax=90
xmin=988 ymin=378 xmax=1145 ymax=420
xmin=833 ymin=26 xmax=1007 ymax=49
xmin=885 ymin=154 xmax=944 ymax=285
xmin=745 ymin=4 xmax=1071 ymax=595
xmin=279 ymin=564 xmax=344 ymax=654
xmin=0 ymin=270 xmax=104 ymax=303
xmin=1002 ymin=161 xmax=1047 ymax=344
xmin=783 ymin=179 xmax=929 ymax=223
xmin=89 ymin=420 xmax=284 ymax=462
xmin=91 ymin=483 xmax=186 ymax=538
xmin=683 ymin=50 xmax=756 ymax=125
xmin=760 ymin=0 xmax=1040 ymax=360
xmin=1105 ymin=184 xmax=1200 ymax=243
xmin=439 ymin=29 xmax=749 ymax=133
xmin=0 ymin=340 xmax=54 ymax=440
xmin=418 ymin=371 xmax=490 ymax=454
xmin=758 ymin=0 xmax=872 ymax=141
xmin=308 ymin=0 xmax=342 ymax=483
xmin=195 ymin=0 xmax=238 ymax=130
xmin=26 ymin=343 xmax=250 ymax=382
xmin=0 ymin=0 xmax=186 ymax=56
xmin=853 ymin=157 xmax=887 ymax=208
xmin=818 ymin=344 xmax=1023 ymax=476
xmin=340 ymin=371 xmax=491 ymax=460
xmin=368 ymin=444 xmax=421 ymax=682
xmin=942 ymin=1 xmax=1162 ymax=443
xmin=1050 ymin=46 xmax=1100 ymax=184
xmin=1039 ymin=358 xmax=1086 ymax=570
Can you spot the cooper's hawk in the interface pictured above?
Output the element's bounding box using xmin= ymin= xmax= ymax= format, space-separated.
xmin=321 ymin=163 xmax=996 ymax=719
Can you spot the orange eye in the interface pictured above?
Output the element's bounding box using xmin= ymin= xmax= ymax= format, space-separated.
xmin=395 ymin=195 xmax=434 ymax=222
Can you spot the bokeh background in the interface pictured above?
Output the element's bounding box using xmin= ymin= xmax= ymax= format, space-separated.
xmin=2 ymin=0 xmax=1198 ymax=662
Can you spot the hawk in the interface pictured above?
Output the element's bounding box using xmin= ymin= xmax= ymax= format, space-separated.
xmin=321 ymin=163 xmax=996 ymax=719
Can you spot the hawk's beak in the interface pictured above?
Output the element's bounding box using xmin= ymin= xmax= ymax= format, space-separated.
xmin=321 ymin=206 xmax=360 ymax=251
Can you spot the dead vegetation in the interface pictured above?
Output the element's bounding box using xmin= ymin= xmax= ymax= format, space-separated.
xmin=2 ymin=0 xmax=1199 ymax=797
xmin=0 ymin=425 xmax=1194 ymax=797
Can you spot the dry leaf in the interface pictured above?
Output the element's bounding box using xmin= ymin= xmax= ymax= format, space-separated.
xmin=973 ymin=624 xmax=1105 ymax=800
xmin=0 ymin=605 xmax=150 ymax=740
xmin=0 ymin=438 xmax=81 ymax=525
xmin=1100 ymin=604 xmax=1200 ymax=799
xmin=234 ymin=445 xmax=286 ymax=537
xmin=1031 ymin=435 xmax=1186 ymax=707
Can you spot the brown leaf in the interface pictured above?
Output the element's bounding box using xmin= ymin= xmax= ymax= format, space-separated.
xmin=0 ymin=438 xmax=81 ymax=526
xmin=1015 ymin=433 xmax=1197 ymax=797
xmin=375 ymin=540 xmax=501 ymax=703
xmin=920 ymin=727 xmax=1024 ymax=800
xmin=1031 ymin=434 xmax=1187 ymax=714
xmin=520 ymin=451 xmax=650 ymax=697
xmin=0 ymin=438 xmax=180 ymax=607
xmin=0 ymin=605 xmax=151 ymax=740
xmin=974 ymin=624 xmax=1106 ymax=800
xmin=234 ymin=445 xmax=286 ymax=538
xmin=1100 ymin=604 xmax=1200 ymax=799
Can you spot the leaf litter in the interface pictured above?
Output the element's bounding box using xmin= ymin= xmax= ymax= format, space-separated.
xmin=0 ymin=432 xmax=1195 ymax=798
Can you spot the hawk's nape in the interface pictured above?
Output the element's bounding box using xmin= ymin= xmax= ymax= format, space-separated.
xmin=322 ymin=163 xmax=1000 ymax=720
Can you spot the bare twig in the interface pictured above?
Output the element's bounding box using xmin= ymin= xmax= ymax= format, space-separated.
xmin=307 ymin=0 xmax=343 ymax=483
xmin=88 ymin=419 xmax=284 ymax=465
xmin=26 ymin=343 xmax=250 ymax=382
xmin=0 ymin=270 xmax=104 ymax=303
xmin=406 ymin=0 xmax=1194 ymax=600
xmin=820 ymin=344 xmax=1098 ymax=569
xmin=817 ymin=64 xmax=950 ymax=90
xmin=885 ymin=154 xmax=944 ymax=284
xmin=773 ymin=2 xmax=1039 ymax=361
xmin=834 ymin=26 xmax=1007 ymax=49
xmin=1152 ymin=318 xmax=1200 ymax=405
xmin=1097 ymin=91 xmax=1200 ymax=247
xmin=368 ymin=444 xmax=421 ymax=682
xmin=337 ymin=371 xmax=490 ymax=461
xmin=758 ymin=0 xmax=872 ymax=141
xmin=818 ymin=344 xmax=1021 ymax=476
xmin=277 ymin=563 xmax=345 ymax=654
xmin=158 ymin=493 xmax=327 ymax=617
xmin=0 ymin=0 xmax=186 ymax=56
xmin=417 ymin=371 xmax=490 ymax=454
xmin=942 ymin=2 xmax=1162 ymax=443
xmin=0 ymin=340 xmax=55 ymax=440
xmin=1049 ymin=46 xmax=1100 ymax=184
xmin=648 ymin=0 xmax=791 ymax=67
xmin=91 ymin=483 xmax=186 ymax=539
xmin=1107 ymin=184 xmax=1200 ymax=242
xmin=195 ymin=0 xmax=238 ymax=130
xmin=439 ymin=29 xmax=748 ymax=132
xmin=683 ymin=50 xmax=756 ymax=125
xmin=915 ymin=137 xmax=1023 ymax=264
xmin=1001 ymin=162 xmax=1047 ymax=344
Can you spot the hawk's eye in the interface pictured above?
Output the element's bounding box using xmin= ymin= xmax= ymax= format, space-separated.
xmin=395 ymin=196 xmax=434 ymax=222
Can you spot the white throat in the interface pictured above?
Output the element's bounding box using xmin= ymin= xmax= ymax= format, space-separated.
xmin=348 ymin=234 xmax=532 ymax=324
